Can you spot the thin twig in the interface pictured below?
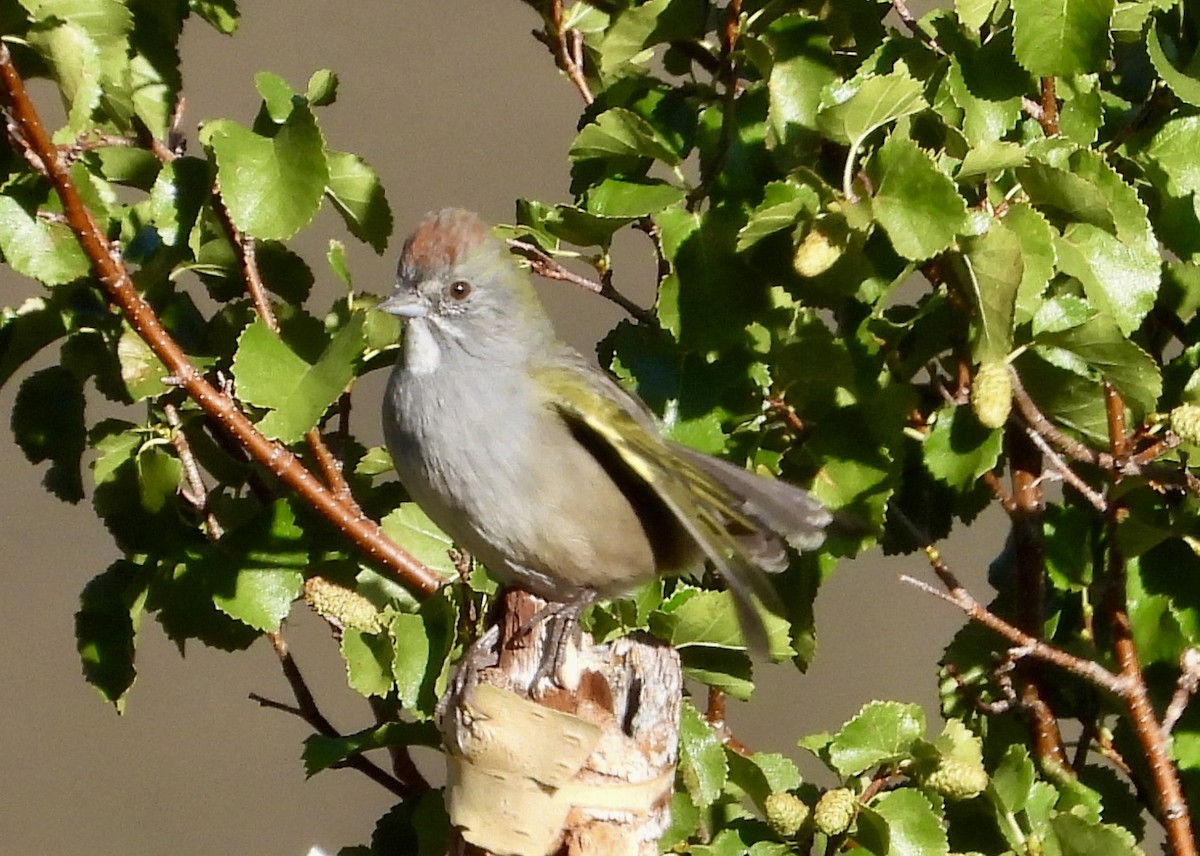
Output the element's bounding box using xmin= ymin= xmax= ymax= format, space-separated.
xmin=257 ymin=630 xmax=425 ymax=797
xmin=1023 ymin=425 xmax=1108 ymax=512
xmin=687 ymin=0 xmax=742 ymax=209
xmin=1163 ymin=648 xmax=1200 ymax=735
xmin=547 ymin=0 xmax=594 ymax=104
xmin=214 ymin=187 xmax=363 ymax=511
xmin=0 ymin=43 xmax=441 ymax=597
xmin=164 ymin=403 xmax=224 ymax=539
xmin=506 ymin=238 xmax=656 ymax=324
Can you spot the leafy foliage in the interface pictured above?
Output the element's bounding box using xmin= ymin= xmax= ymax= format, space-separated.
xmin=4 ymin=0 xmax=1200 ymax=853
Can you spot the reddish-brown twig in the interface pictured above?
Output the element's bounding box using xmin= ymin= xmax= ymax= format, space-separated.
xmin=0 ymin=43 xmax=441 ymax=598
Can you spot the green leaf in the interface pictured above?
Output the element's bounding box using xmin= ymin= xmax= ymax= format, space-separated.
xmin=341 ymin=627 xmax=394 ymax=697
xmin=206 ymin=500 xmax=306 ymax=632
xmin=12 ymin=365 xmax=86 ymax=502
xmin=598 ymin=0 xmax=706 ymax=76
xmin=959 ymin=141 xmax=1027 ymax=177
xmin=325 ymin=150 xmax=392 ymax=253
xmin=135 ymin=446 xmax=181 ymax=514
xmin=817 ymin=68 xmax=927 ymax=146
xmin=956 ymin=0 xmax=997 ymax=30
xmin=1012 ymin=0 xmax=1115 ymax=76
xmin=379 ymin=503 xmax=459 ymax=579
xmin=189 ymin=0 xmax=239 ymax=34
xmin=1148 ymin=15 xmax=1200 ymax=108
xmin=1049 ymin=812 xmax=1141 ymax=856
xmin=923 ymin=406 xmax=1004 ymax=491
xmin=203 ymin=105 xmax=329 ymax=241
xmin=302 ymin=720 xmax=439 ymax=777
xmin=306 ymin=68 xmax=339 ymax=106
xmin=1054 ymin=223 xmax=1159 ymax=336
xmin=762 ymin=13 xmax=838 ymax=155
xmin=390 ymin=611 xmax=431 ymax=710
xmin=828 ymin=700 xmax=926 ymax=776
xmin=1145 ymin=115 xmax=1200 ymax=198
xmin=990 ymin=744 xmax=1037 ymax=814
xmin=1033 ymin=311 xmax=1162 ymax=418
xmin=117 ymin=326 xmax=169 ymax=401
xmin=869 ymin=135 xmax=968 ymax=261
xmin=254 ymin=71 xmax=297 ymax=123
xmin=232 ymin=314 xmax=365 ymax=444
xmin=961 ymin=219 xmax=1023 ymax=362
xmin=583 ymin=177 xmax=686 ymax=218
xmin=650 ymin=587 xmax=794 ymax=659
xmin=0 ymin=195 xmax=91 ymax=285
xmin=570 ymin=107 xmax=680 ymax=164
xmin=0 ymin=297 xmax=68 ymax=390
xmin=76 ymin=560 xmax=149 ymax=711
xmin=727 ymin=751 xmax=802 ymax=807
xmin=678 ymin=699 xmax=728 ymax=807
xmin=1005 ymin=203 xmax=1058 ymax=324
xmin=736 ymin=179 xmax=820 ymax=252
xmin=869 ymin=789 xmax=949 ymax=856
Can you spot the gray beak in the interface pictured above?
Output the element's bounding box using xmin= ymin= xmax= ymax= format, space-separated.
xmin=377 ymin=289 xmax=428 ymax=318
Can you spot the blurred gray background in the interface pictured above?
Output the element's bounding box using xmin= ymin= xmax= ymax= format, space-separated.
xmin=0 ymin=3 xmax=995 ymax=853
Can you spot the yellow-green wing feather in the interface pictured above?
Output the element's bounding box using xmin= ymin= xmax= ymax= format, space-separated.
xmin=534 ymin=358 xmax=782 ymax=650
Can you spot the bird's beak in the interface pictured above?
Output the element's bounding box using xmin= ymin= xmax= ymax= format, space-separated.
xmin=377 ymin=289 xmax=428 ymax=318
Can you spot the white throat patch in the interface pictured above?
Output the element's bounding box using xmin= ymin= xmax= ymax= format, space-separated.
xmin=403 ymin=318 xmax=442 ymax=376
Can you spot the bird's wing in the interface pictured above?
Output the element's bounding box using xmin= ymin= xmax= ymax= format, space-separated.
xmin=532 ymin=355 xmax=785 ymax=649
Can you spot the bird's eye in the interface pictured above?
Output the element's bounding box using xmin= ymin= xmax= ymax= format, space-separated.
xmin=448 ymin=280 xmax=472 ymax=301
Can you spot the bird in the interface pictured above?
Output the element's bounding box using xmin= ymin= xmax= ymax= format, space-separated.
xmin=379 ymin=208 xmax=830 ymax=658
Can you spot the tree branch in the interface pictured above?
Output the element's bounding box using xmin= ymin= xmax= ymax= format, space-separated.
xmin=255 ymin=630 xmax=427 ymax=798
xmin=0 ymin=43 xmax=442 ymax=598
xmin=506 ymin=238 xmax=656 ymax=325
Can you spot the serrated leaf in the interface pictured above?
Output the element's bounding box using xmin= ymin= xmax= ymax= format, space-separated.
xmin=254 ymin=71 xmax=296 ymax=123
xmin=1050 ymin=811 xmax=1142 ymax=856
xmin=232 ymin=314 xmax=365 ymax=443
xmin=390 ymin=611 xmax=430 ymax=709
xmin=190 ymin=0 xmax=239 ymax=34
xmin=679 ymin=699 xmax=728 ymax=806
xmin=302 ymin=720 xmax=439 ymax=777
xmin=956 ymin=0 xmax=997 ymax=30
xmin=1033 ymin=310 xmax=1162 ymax=418
xmin=306 ymin=68 xmax=338 ymax=106
xmin=12 ymin=365 xmax=86 ymax=502
xmin=763 ymin=13 xmax=838 ymax=152
xmin=0 ymin=297 xmax=68 ymax=390
xmin=1148 ymin=15 xmax=1200 ymax=107
xmin=962 ymin=219 xmax=1023 ymax=362
xmin=341 ymin=627 xmax=394 ymax=697
xmin=870 ymin=789 xmax=949 ymax=856
xmin=206 ymin=500 xmax=306 ymax=631
xmin=570 ymin=107 xmax=680 ymax=164
xmin=817 ymin=68 xmax=927 ymax=146
xmin=325 ymin=150 xmax=392 ymax=253
xmin=1005 ymin=203 xmax=1057 ymax=324
xmin=379 ymin=503 xmax=458 ymax=579
xmin=583 ymin=177 xmax=686 ymax=218
xmin=117 ymin=327 xmax=169 ymax=401
xmin=726 ymin=751 xmax=802 ymax=807
xmin=1145 ymin=115 xmax=1200 ymax=198
xmin=1055 ymin=222 xmax=1159 ymax=336
xmin=736 ymin=180 xmax=820 ymax=252
xmin=76 ymin=560 xmax=149 ymax=710
xmin=959 ymin=141 xmax=1027 ymax=177
xmin=990 ymin=744 xmax=1036 ymax=814
xmin=135 ymin=445 xmax=180 ymax=513
xmin=0 ymin=195 xmax=91 ymax=285
xmin=650 ymin=587 xmax=793 ymax=659
xmin=203 ymin=105 xmax=329 ymax=241
xmin=828 ymin=700 xmax=925 ymax=776
xmin=1012 ymin=0 xmax=1115 ymax=76
xmin=599 ymin=0 xmax=706 ymax=76
xmin=923 ymin=406 xmax=1004 ymax=491
xmin=869 ymin=135 xmax=968 ymax=261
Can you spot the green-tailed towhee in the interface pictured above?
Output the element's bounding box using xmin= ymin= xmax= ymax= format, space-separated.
xmin=380 ymin=208 xmax=830 ymax=648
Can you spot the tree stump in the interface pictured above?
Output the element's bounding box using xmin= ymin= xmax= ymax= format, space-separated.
xmin=440 ymin=590 xmax=682 ymax=856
